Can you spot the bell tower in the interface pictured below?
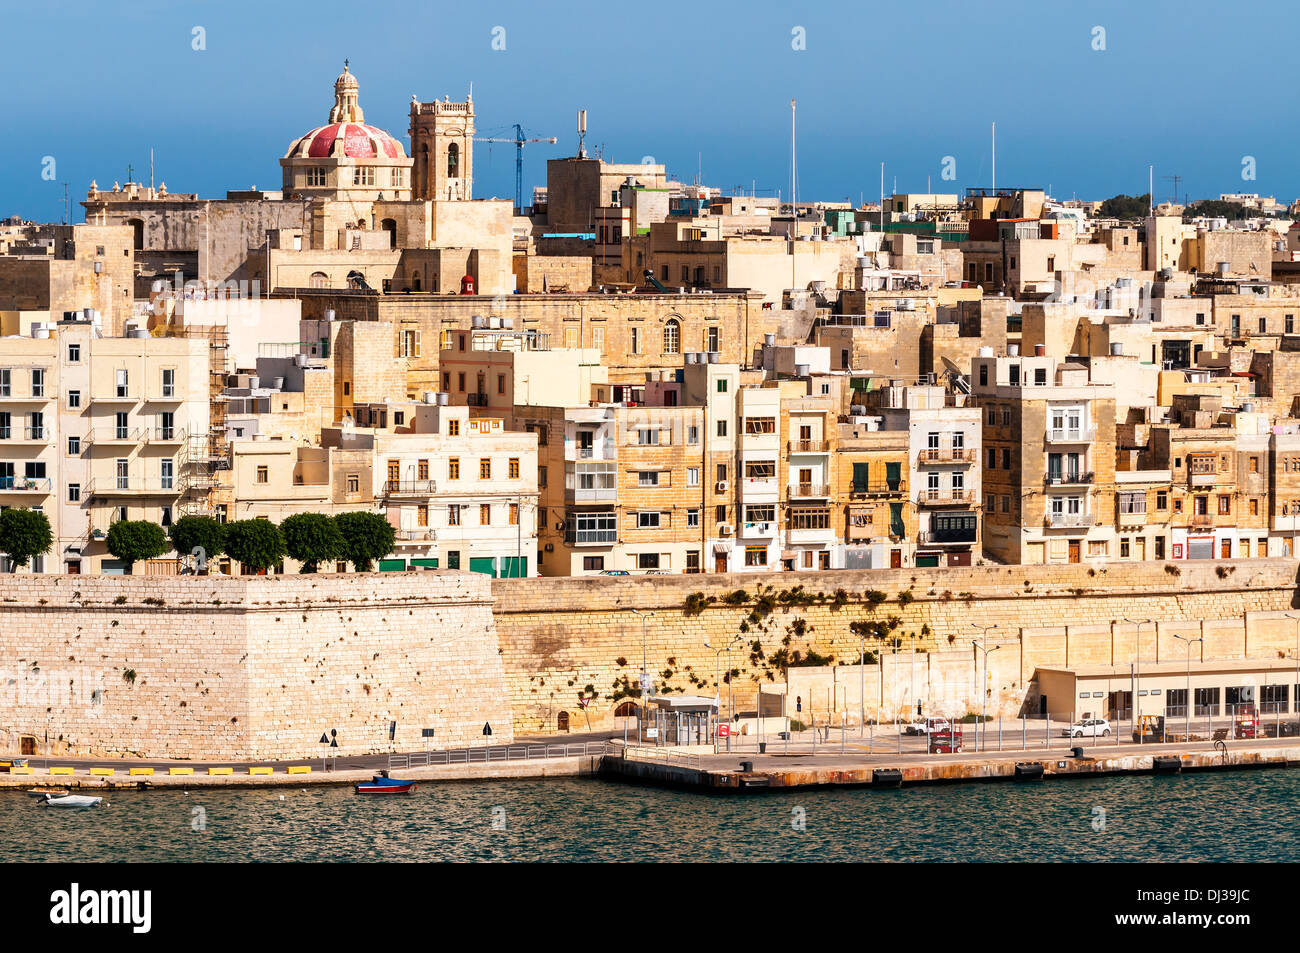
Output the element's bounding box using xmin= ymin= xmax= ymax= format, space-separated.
xmin=409 ymin=90 xmax=475 ymax=201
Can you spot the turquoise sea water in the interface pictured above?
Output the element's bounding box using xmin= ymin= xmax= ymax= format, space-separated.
xmin=4 ymin=770 xmax=1297 ymax=862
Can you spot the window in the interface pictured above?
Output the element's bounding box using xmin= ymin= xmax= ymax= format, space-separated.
xmin=67 ymin=344 xmax=81 ymax=363
xmin=716 ymin=420 xmax=728 ymax=437
xmin=67 ymin=483 xmax=80 ymax=503
xmin=448 ymin=458 xmax=460 ymax=480
xmin=477 ymin=503 xmax=491 ymax=525
xmin=67 ymin=390 xmax=81 ymax=409
xmin=663 ymin=319 xmax=681 ymax=354
xmin=417 ymin=505 xmax=428 ymax=527
xmin=306 ymin=167 xmax=326 ymax=187
xmin=1218 ymin=495 xmax=1231 ymax=515
xmin=687 ymin=509 xmax=700 ymax=527
xmin=538 ymin=465 xmax=547 ymax=487
xmin=509 ymin=503 xmax=519 ymax=525
xmin=497 ymin=374 xmax=506 ymax=395
xmin=638 ymin=553 xmax=661 ymax=570
xmin=987 ymin=448 xmax=996 ymax=470
xmin=687 ymin=467 xmax=700 ymax=486
xmin=160 ymin=459 xmax=174 ymax=490
xmin=352 ymin=166 xmax=375 ymax=186
xmin=716 ymin=379 xmax=728 ymax=393
xmin=346 ymin=474 xmax=359 ymax=494
xmin=583 ymin=556 xmax=605 ymax=572
xmin=0 ymin=369 xmax=8 ymax=397
xmin=447 ymin=143 xmax=460 ymax=178
xmin=1288 ymin=314 xmax=1296 ymax=334
xmin=636 ymin=428 xmax=660 ymax=446
xmin=32 ymin=368 xmax=45 ymax=397
xmin=1155 ymin=491 xmax=1168 ymax=510
xmin=399 ymin=330 xmax=421 ymax=358
xmin=637 ymin=471 xmax=661 ymax=487
xmin=744 ymin=417 xmax=776 ymax=434
xmin=448 ymin=505 xmax=461 ymax=526
xmin=417 ymin=459 xmax=429 ymax=481
xmin=745 ymin=504 xmax=776 ymax=523
xmin=1259 ymin=317 xmax=1268 ymax=334
xmin=715 ymin=504 xmax=727 ymax=522
xmin=630 ymin=328 xmax=641 ymax=354
xmin=67 ymin=435 xmax=80 ymax=455
xmin=256 ymin=466 xmax=269 ymax=484
xmin=1001 ymin=448 xmax=1011 ymax=469
xmin=706 ymin=327 xmax=720 ymax=352
xmin=686 ymin=551 xmax=700 ymax=573
xmin=508 ymin=457 xmax=520 ymax=479
xmin=637 ymin=512 xmax=661 ymax=529
xmin=1120 ymin=538 xmax=1130 ymax=558
xmin=745 ymin=461 xmax=776 ymax=479
xmin=716 ymin=464 xmax=728 ymax=482
xmin=789 ymin=508 xmax=830 ymax=530
xmin=448 ymin=418 xmax=460 ymax=436
xmin=744 ymin=546 xmax=767 ymax=566
xmin=479 ymin=458 xmax=491 ymax=480
xmin=161 ymin=368 xmax=175 ymax=398
xmin=1118 ymin=492 xmax=1146 ymax=515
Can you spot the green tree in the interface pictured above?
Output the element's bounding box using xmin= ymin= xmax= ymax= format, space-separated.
xmin=335 ymin=511 xmax=397 ymax=571
xmin=0 ymin=507 xmax=53 ymax=572
xmin=105 ymin=520 xmax=169 ymax=569
xmin=224 ymin=519 xmax=287 ymax=573
xmin=169 ymin=516 xmax=226 ymax=570
xmin=281 ymin=512 xmax=345 ymax=573
xmin=1095 ymin=193 xmax=1151 ymax=220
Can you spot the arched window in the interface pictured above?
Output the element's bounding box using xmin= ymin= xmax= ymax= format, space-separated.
xmin=614 ymin=701 xmax=638 ymax=718
xmin=127 ymin=218 xmax=144 ymax=251
xmin=447 ymin=143 xmax=460 ymax=179
xmin=557 ymin=711 xmax=570 ymax=732
xmin=380 ymin=218 xmax=397 ymax=248
xmin=663 ymin=318 xmax=681 ymax=354
xmin=309 ymin=272 xmax=328 ymax=289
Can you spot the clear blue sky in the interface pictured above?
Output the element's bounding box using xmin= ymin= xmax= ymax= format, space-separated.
xmin=5 ymin=0 xmax=1296 ymax=221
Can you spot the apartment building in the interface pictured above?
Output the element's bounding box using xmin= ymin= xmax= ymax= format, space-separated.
xmin=318 ymin=401 xmax=539 ymax=576
xmin=973 ymin=353 xmax=1117 ymax=564
xmin=837 ymin=422 xmax=913 ymax=569
xmin=0 ymin=319 xmax=209 ymax=573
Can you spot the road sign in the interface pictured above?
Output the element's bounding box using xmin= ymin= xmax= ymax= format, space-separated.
xmin=718 ymin=724 xmax=730 ymax=738
xmin=421 ymin=728 xmax=436 ymax=738
xmin=645 ymin=727 xmax=659 ymax=739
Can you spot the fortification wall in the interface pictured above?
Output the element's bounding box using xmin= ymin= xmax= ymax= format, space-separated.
xmin=0 ymin=572 xmax=510 ymax=760
xmin=490 ymin=560 xmax=1300 ymax=733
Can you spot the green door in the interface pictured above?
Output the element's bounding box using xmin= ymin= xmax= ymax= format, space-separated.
xmin=916 ymin=554 xmax=940 ymax=568
xmin=497 ymin=556 xmax=525 ymax=578
xmin=378 ymin=558 xmax=407 ymax=572
xmin=469 ymin=557 xmax=497 ymax=577
xmin=885 ymin=461 xmax=902 ymax=491
xmin=410 ymin=558 xmax=439 ymax=569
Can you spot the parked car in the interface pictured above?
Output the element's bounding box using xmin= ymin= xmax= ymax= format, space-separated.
xmin=1063 ymin=717 xmax=1111 ymax=738
xmin=0 ymin=757 xmax=28 ymax=770
xmin=904 ymin=716 xmax=951 ymax=735
xmin=598 ymin=570 xmax=629 ymax=576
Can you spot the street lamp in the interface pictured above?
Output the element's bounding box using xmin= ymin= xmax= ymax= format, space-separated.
xmin=1171 ymin=631 xmax=1203 ymax=741
xmin=1284 ymin=613 xmax=1300 ymax=729
xmin=971 ymin=623 xmax=1000 ymax=752
xmin=705 ymin=635 xmax=741 ymax=751
xmin=1124 ymin=618 xmax=1153 ymax=741
xmin=630 ymin=609 xmax=654 ymax=733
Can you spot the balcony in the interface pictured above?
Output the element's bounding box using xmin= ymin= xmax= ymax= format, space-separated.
xmin=1190 ymin=512 xmax=1216 ymax=528
xmin=787 ymin=439 xmax=829 ymax=454
xmin=564 ymin=528 xmax=618 ymax=546
xmin=1117 ymin=507 xmax=1148 ymax=527
xmin=787 ymin=482 xmax=830 ymax=499
xmin=88 ymin=427 xmax=143 ymax=446
xmin=917 ymin=447 xmax=973 ymax=466
xmin=919 ymin=526 xmax=977 ymax=545
xmin=1188 ymin=470 xmax=1218 ymax=487
xmin=1045 ymin=427 xmax=1096 ymax=443
xmin=0 ymin=476 xmax=52 ymax=495
xmin=568 ymin=484 xmax=617 ymax=503
xmin=0 ymin=426 xmax=49 ymax=445
xmin=143 ymin=389 xmax=183 ymax=403
xmin=1044 ymin=512 xmax=1096 ymax=529
xmin=0 ymin=391 xmax=51 ymax=403
xmin=741 ymin=521 xmax=778 ymax=538
xmin=86 ymin=478 xmax=179 ymax=496
xmin=851 ymin=480 xmax=905 ymax=496
xmin=917 ymin=487 xmax=970 ymax=506
xmin=394 ymin=527 xmax=438 ymax=544
xmin=384 ymin=479 xmax=438 ymax=497
xmin=92 ymin=391 xmax=140 ymax=405
xmin=787 ymin=514 xmax=835 ymax=544
xmin=146 ymin=427 xmax=187 ymax=445
xmin=1044 ymin=471 xmax=1095 ymax=487
xmin=740 ymin=476 xmax=780 ymax=499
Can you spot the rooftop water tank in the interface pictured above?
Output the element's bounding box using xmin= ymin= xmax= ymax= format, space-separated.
xmin=437 ymin=393 xmax=449 ymax=406
xmin=977 ymin=346 xmax=994 ymax=357
xmin=764 ymin=333 xmax=776 ymax=347
xmin=1008 ymin=343 xmax=1020 ymax=356
xmin=324 ymin=309 xmax=336 ymax=321
xmin=1110 ymin=343 xmax=1124 ymax=356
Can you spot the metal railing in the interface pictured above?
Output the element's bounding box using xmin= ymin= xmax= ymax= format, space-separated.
xmin=387 ymin=740 xmax=610 ymax=770
xmin=1046 ymin=427 xmax=1097 ymax=443
xmin=1044 ymin=511 xmax=1096 ymax=528
xmin=1045 ymin=471 xmax=1095 ymax=486
xmin=0 ymin=476 xmax=51 ymax=492
xmin=917 ymin=487 xmax=969 ymax=504
xmin=788 ymin=482 xmax=829 ymax=498
xmin=851 ymin=480 xmax=905 ymax=495
xmin=384 ymin=479 xmax=437 ymax=496
xmin=918 ymin=447 xmax=973 ymax=465
xmin=788 ymin=439 xmax=829 ymax=453
xmin=619 ymin=745 xmax=704 ymax=769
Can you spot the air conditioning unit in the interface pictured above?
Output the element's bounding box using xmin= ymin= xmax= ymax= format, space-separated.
xmin=716 ymin=481 xmax=729 ymax=492
xmin=719 ymin=523 xmax=734 ymax=536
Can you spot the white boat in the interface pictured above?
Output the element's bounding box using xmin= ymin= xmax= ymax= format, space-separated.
xmin=34 ymin=793 xmax=103 ymax=808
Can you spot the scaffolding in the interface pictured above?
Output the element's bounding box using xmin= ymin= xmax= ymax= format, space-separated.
xmin=162 ymin=324 xmax=231 ymax=517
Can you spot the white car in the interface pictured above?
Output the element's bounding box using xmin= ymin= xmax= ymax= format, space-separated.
xmin=1063 ymin=717 xmax=1112 ymax=738
xmin=904 ymin=716 xmax=951 ymax=735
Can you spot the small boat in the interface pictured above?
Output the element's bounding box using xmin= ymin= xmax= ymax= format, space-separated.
xmin=34 ymin=793 xmax=103 ymax=808
xmin=355 ymin=773 xmax=417 ymax=795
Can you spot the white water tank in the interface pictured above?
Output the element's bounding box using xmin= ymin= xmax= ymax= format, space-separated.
xmin=423 ymin=391 xmax=437 ymax=404
xmin=978 ymin=346 xmax=994 ymax=357
xmin=1008 ymin=343 xmax=1020 ymax=356
xmin=1110 ymin=343 xmax=1124 ymax=356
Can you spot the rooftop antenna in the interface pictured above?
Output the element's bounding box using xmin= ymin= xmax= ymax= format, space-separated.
xmin=576 ymin=109 xmax=587 ymax=159
xmin=61 ymin=183 xmax=68 ymax=225
xmin=1149 ymin=165 xmax=1154 ymax=214
xmin=150 ymin=147 xmax=154 ymax=190
xmin=1162 ymin=173 xmax=1182 ymax=205
xmin=790 ymin=98 xmax=797 ymax=231
xmin=991 ymin=122 xmax=996 ymax=194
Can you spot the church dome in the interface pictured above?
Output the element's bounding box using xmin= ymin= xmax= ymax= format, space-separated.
xmin=289 ymin=123 xmax=405 ymax=159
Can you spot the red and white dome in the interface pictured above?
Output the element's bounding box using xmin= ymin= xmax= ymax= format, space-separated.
xmin=288 ymin=123 xmax=406 ymax=160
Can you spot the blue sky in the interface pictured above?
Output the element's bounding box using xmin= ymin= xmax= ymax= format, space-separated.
xmin=4 ymin=0 xmax=1296 ymax=221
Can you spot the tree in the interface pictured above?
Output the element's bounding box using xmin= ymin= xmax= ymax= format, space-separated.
xmin=1095 ymin=193 xmax=1151 ymax=220
xmin=169 ymin=516 xmax=226 ymax=571
xmin=105 ymin=520 xmax=169 ymax=570
xmin=0 ymin=507 xmax=52 ymax=572
xmin=281 ymin=512 xmax=345 ymax=573
xmin=335 ymin=511 xmax=397 ymax=571
xmin=224 ymin=519 xmax=287 ymax=573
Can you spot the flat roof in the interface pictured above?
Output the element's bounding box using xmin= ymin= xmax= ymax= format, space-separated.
xmin=1037 ymin=658 xmax=1300 ymax=679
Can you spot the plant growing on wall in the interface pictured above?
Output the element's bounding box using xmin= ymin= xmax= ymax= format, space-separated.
xmin=0 ymin=508 xmax=52 ymax=571
xmin=106 ymin=520 xmax=169 ymax=570
xmin=281 ymin=513 xmax=345 ymax=572
xmin=224 ymin=519 xmax=287 ymax=572
xmin=169 ymin=515 xmax=226 ymax=569
xmin=335 ymin=511 xmax=397 ymax=571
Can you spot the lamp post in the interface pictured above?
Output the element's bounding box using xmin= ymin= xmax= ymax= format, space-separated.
xmin=1285 ymin=613 xmax=1300 ymax=730
xmin=972 ymin=624 xmax=998 ymax=748
xmin=706 ymin=635 xmax=740 ymax=751
xmin=1171 ymin=631 xmax=1202 ymax=741
xmin=630 ymin=608 xmax=654 ymax=734
xmin=1124 ymin=618 xmax=1153 ymax=741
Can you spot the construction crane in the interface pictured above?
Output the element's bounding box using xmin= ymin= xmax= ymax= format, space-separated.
xmin=474 ymin=124 xmax=558 ymax=212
